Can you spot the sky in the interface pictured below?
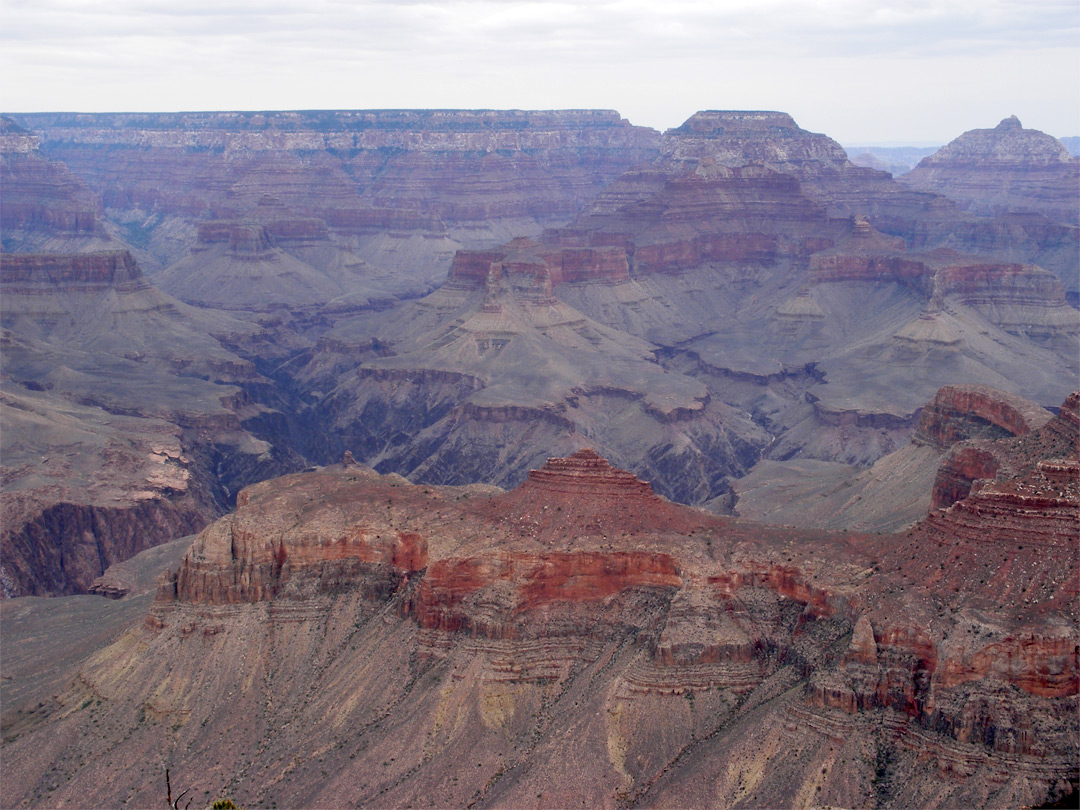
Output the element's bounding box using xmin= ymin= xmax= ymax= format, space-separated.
xmin=2 ymin=0 xmax=1078 ymax=144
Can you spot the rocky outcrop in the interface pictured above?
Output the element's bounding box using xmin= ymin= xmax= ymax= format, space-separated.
xmin=809 ymin=251 xmax=929 ymax=289
xmin=733 ymin=385 xmax=1058 ymax=538
xmin=934 ymin=259 xmax=1078 ymax=336
xmin=658 ymin=111 xmax=963 ymax=241
xmin=926 ymin=389 xmax=1073 ymax=511
xmin=1 ymin=497 xmax=208 ymax=597
xmin=930 ymin=446 xmax=1003 ymax=509
xmin=409 ymin=550 xmax=682 ymax=638
xmin=483 ymin=449 xmax=699 ymax=539
xmin=914 ymin=385 xmax=1053 ymax=450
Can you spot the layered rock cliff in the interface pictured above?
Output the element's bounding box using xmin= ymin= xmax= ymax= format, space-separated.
xmin=7 ymin=110 xmax=661 ymax=283
xmin=2 ymin=437 xmax=1075 ymax=809
xmin=0 ymin=118 xmax=115 ymax=253
xmin=901 ymin=116 xmax=1080 ymax=226
xmin=3 ymin=107 xmax=1077 ymax=600
xmin=899 ymin=117 xmax=1080 ymax=295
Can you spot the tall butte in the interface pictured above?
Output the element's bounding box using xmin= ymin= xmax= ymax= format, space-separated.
xmin=484 ymin=448 xmax=702 ymax=540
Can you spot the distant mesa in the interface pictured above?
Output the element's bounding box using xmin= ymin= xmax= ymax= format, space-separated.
xmin=900 ymin=115 xmax=1080 ymax=227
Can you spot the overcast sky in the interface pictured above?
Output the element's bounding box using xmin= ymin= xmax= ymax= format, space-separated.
xmin=2 ymin=0 xmax=1077 ymax=144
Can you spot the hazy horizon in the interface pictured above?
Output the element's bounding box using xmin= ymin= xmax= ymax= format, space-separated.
xmin=3 ymin=0 xmax=1078 ymax=144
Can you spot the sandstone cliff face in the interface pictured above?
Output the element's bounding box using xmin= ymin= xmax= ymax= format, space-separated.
xmin=914 ymin=384 xmax=1053 ymax=451
xmin=3 ymin=440 xmax=1075 ymax=809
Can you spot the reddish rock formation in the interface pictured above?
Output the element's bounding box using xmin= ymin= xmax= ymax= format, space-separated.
xmin=484 ymin=449 xmax=694 ymax=538
xmin=3 ymin=437 xmax=1077 ymax=809
xmin=931 ymin=446 xmax=1003 ymax=509
xmin=926 ymin=389 xmax=1071 ymax=510
xmin=560 ymin=161 xmax=842 ymax=279
xmin=914 ymin=384 xmax=1053 ymax=450
xmin=809 ymin=251 xmax=929 ymax=289
xmin=409 ymin=550 xmax=682 ymax=637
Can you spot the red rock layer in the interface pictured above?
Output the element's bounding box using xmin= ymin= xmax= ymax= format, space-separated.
xmin=931 ymin=446 xmax=1003 ymax=509
xmin=99 ymin=441 xmax=1075 ymax=808
xmin=408 ymin=550 xmax=681 ymax=638
xmin=443 ymin=161 xmax=846 ymax=287
xmin=484 ymin=448 xmax=701 ymax=538
xmin=522 ymin=448 xmax=655 ymax=498
xmin=197 ymin=217 xmax=329 ymax=246
xmin=167 ymin=519 xmax=427 ymax=606
xmin=659 ymin=110 xmax=962 ymax=244
xmin=926 ymin=389 xmax=1073 ymax=509
xmin=809 ymin=252 xmax=930 ymax=289
xmin=563 ymin=163 xmax=841 ymax=278
xmin=914 ymin=385 xmax=1053 ymax=451
xmin=446 ymin=239 xmax=631 ymax=291
xmin=925 ymin=467 xmax=1079 ymax=551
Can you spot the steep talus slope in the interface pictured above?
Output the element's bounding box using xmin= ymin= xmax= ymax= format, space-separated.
xmin=0 ymin=251 xmax=295 ymax=596
xmin=1 ymin=427 xmax=1075 ymax=809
